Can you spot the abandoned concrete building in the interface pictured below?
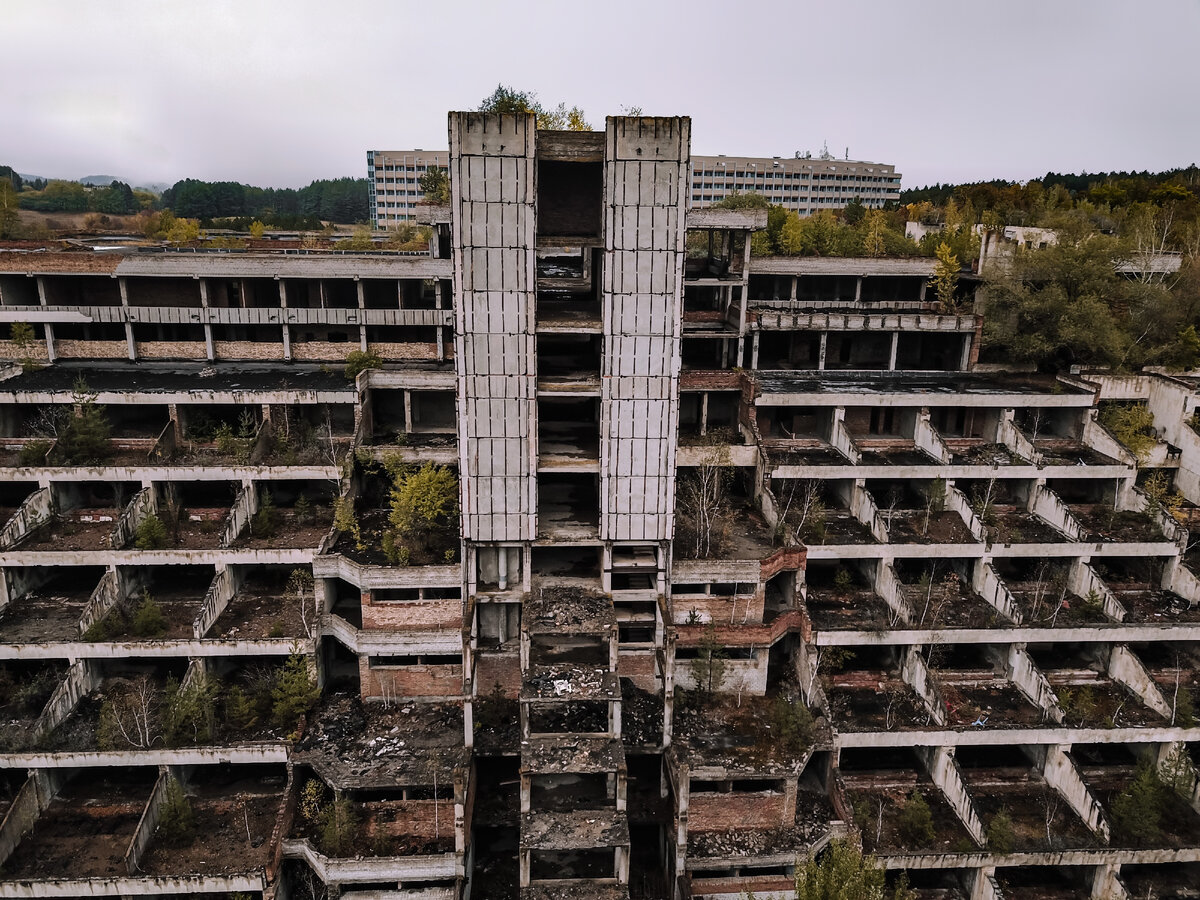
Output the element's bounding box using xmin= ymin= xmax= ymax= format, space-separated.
xmin=0 ymin=112 xmax=1198 ymax=900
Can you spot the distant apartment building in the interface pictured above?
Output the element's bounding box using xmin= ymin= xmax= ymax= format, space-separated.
xmin=370 ymin=148 xmax=900 ymax=226
xmin=367 ymin=149 xmax=450 ymax=226
xmin=690 ymin=153 xmax=901 ymax=211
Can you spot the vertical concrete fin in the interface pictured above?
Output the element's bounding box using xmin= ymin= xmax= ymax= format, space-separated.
xmin=1040 ymin=744 xmax=1110 ymax=841
xmin=917 ymin=745 xmax=986 ymax=846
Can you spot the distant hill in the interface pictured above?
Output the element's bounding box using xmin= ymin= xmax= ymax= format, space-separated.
xmin=79 ymin=174 xmax=122 ymax=186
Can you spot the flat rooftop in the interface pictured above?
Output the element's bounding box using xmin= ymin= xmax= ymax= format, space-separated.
xmin=0 ymin=362 xmax=354 ymax=396
xmin=753 ymin=371 xmax=1090 ymax=397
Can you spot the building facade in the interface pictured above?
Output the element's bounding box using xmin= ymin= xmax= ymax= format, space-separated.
xmin=689 ymin=153 xmax=901 ymax=212
xmin=370 ymin=148 xmax=901 ymax=227
xmin=0 ymin=113 xmax=1197 ymax=900
xmin=368 ymin=149 xmax=450 ymax=227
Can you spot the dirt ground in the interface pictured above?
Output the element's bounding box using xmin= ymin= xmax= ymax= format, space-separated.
xmin=0 ymin=592 xmax=87 ymax=642
xmin=232 ymin=510 xmax=333 ymax=550
xmin=849 ymin=783 xmax=973 ymax=853
xmin=3 ymin=775 xmax=153 ymax=877
xmin=1073 ymin=505 xmax=1163 ymax=542
xmin=21 ymin=513 xmax=119 ymax=551
xmin=827 ymin=683 xmax=933 ymax=731
xmin=209 ymin=587 xmax=309 ymax=639
xmin=888 ymin=510 xmax=976 ymax=544
xmin=939 ymin=681 xmax=1045 ymax=727
xmin=141 ymin=795 xmax=279 ymax=875
xmin=805 ymin=588 xmax=894 ymax=631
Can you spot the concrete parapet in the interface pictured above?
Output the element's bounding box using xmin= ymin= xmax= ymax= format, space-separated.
xmin=281 ymin=837 xmax=460 ymax=882
xmin=972 ymin=561 xmax=1023 ymax=624
xmin=1038 ymin=743 xmax=1110 ymax=841
xmin=1069 ymin=560 xmax=1127 ymax=622
xmin=901 ymin=646 xmax=947 ymax=726
xmin=111 ymin=486 xmax=156 ymax=551
xmin=947 ymin=483 xmax=987 ymax=543
xmin=1029 ymin=483 xmax=1085 ymax=541
xmin=0 ymin=486 xmax=53 ymax=551
xmin=831 ymin=409 xmax=862 ymax=464
xmin=124 ymin=768 xmax=170 ymax=874
xmin=32 ymin=658 xmax=100 ymax=741
xmin=874 ymin=561 xmax=913 ymax=627
xmin=1007 ymin=644 xmax=1065 ymax=724
xmin=1107 ymin=644 xmax=1172 ymax=718
xmin=0 ymin=769 xmax=60 ymax=870
xmin=915 ymin=410 xmax=952 ymax=464
xmin=846 ymin=480 xmax=889 ymax=543
xmin=192 ymin=566 xmax=237 ymax=639
xmin=220 ymin=485 xmax=257 ymax=548
xmin=918 ymin=745 xmax=985 ymax=846
xmin=1082 ymin=408 xmax=1139 ymax=466
xmin=79 ymin=567 xmax=122 ymax=635
xmin=997 ymin=409 xmax=1044 ymax=466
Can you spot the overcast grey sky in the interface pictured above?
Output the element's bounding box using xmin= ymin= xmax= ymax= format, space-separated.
xmin=5 ymin=0 xmax=1199 ymax=191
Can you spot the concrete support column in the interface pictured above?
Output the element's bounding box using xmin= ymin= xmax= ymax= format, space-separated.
xmin=854 ymin=276 xmax=863 ymax=302
xmin=699 ymin=393 xmax=709 ymax=436
xmin=789 ymin=275 xmax=798 ymax=301
xmin=35 ymin=277 xmax=56 ymax=362
xmin=960 ymin=333 xmax=972 ymax=371
xmin=817 ymin=332 xmax=827 ymax=370
xmin=403 ymin=389 xmax=413 ymax=435
xmin=198 ymin=279 xmax=214 ymax=361
xmin=750 ymin=331 xmax=760 ymax=370
xmin=279 ymin=280 xmax=291 ymax=361
xmin=919 ymin=279 xmax=928 ymax=303
xmin=356 ymin=279 xmax=368 ymax=350
xmin=118 ymin=277 xmax=137 ymax=360
xmin=888 ymin=332 xmax=899 ymax=371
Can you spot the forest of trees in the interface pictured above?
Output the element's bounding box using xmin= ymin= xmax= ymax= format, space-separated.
xmin=161 ymin=177 xmax=368 ymax=227
xmin=0 ymin=163 xmax=369 ymax=228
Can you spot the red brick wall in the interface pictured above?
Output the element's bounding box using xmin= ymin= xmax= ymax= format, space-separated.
xmin=475 ymin=651 xmax=521 ymax=698
xmin=361 ymin=597 xmax=462 ymax=632
xmin=689 ymin=792 xmax=786 ymax=831
xmin=359 ymin=658 xmax=463 ymax=700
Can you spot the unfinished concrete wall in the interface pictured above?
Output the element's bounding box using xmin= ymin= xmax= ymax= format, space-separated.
xmin=449 ymin=112 xmax=537 ymax=542
xmin=0 ymin=486 xmax=52 ymax=550
xmin=600 ymin=117 xmax=690 ymax=542
xmin=192 ymin=565 xmax=237 ymax=638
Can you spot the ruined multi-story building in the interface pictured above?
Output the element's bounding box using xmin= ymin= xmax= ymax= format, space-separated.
xmin=0 ymin=112 xmax=1198 ymax=900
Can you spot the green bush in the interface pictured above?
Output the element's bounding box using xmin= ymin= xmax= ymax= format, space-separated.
xmin=1099 ymin=402 xmax=1156 ymax=462
xmin=131 ymin=590 xmax=167 ymax=637
xmin=251 ymin=490 xmax=279 ymax=538
xmin=156 ymin=777 xmax=196 ymax=847
xmin=271 ymin=653 xmax=320 ymax=730
xmin=318 ymin=797 xmax=359 ymax=856
xmin=223 ymin=685 xmax=258 ymax=731
xmin=769 ymin=695 xmax=814 ymax=753
xmin=18 ymin=439 xmax=51 ymax=466
xmin=134 ymin=513 xmax=169 ymax=550
xmin=163 ymin=675 xmax=217 ymax=746
xmin=896 ymin=790 xmax=936 ymax=848
xmin=1112 ymin=762 xmax=1164 ymax=846
xmin=53 ymin=378 xmax=112 ymax=464
xmin=344 ymin=349 xmax=383 ymax=380
xmin=986 ymin=808 xmax=1015 ymax=853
